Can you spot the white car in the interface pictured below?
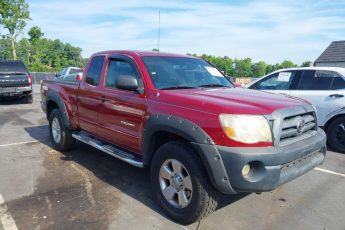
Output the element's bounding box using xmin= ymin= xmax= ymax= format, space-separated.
xmin=249 ymin=67 xmax=345 ymax=153
xmin=55 ymin=67 xmax=82 ymax=79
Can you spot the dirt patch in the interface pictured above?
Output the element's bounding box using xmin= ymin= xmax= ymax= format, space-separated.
xmin=6 ymin=143 xmax=122 ymax=230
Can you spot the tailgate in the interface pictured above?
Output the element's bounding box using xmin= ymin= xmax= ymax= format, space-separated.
xmin=0 ymin=74 xmax=30 ymax=87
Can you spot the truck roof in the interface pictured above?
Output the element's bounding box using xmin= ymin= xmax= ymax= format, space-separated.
xmin=92 ymin=50 xmax=197 ymax=59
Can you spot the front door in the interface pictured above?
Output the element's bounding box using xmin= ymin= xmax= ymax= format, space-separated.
xmin=98 ymin=56 xmax=147 ymax=154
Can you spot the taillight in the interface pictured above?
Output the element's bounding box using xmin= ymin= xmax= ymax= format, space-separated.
xmin=75 ymin=74 xmax=82 ymax=81
xmin=27 ymin=74 xmax=32 ymax=86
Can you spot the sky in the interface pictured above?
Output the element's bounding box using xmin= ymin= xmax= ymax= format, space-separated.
xmin=14 ymin=0 xmax=345 ymax=64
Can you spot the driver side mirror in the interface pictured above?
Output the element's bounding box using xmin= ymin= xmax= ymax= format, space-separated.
xmin=116 ymin=75 xmax=138 ymax=91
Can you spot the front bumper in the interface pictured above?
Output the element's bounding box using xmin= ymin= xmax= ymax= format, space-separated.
xmin=193 ymin=128 xmax=326 ymax=194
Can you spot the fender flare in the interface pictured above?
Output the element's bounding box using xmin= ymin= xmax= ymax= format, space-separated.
xmin=46 ymin=90 xmax=72 ymax=128
xmin=142 ymin=114 xmax=236 ymax=194
xmin=142 ymin=114 xmax=214 ymax=164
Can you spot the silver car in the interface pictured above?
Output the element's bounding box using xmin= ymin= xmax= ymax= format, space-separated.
xmin=249 ymin=67 xmax=345 ymax=153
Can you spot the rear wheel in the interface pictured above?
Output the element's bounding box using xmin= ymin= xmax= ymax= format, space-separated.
xmin=25 ymin=94 xmax=33 ymax=104
xmin=49 ymin=108 xmax=75 ymax=151
xmin=327 ymin=117 xmax=345 ymax=153
xmin=151 ymin=141 xmax=219 ymax=225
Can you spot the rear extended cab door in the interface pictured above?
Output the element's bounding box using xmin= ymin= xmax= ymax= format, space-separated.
xmin=97 ymin=55 xmax=148 ymax=154
xmin=77 ymin=55 xmax=106 ymax=136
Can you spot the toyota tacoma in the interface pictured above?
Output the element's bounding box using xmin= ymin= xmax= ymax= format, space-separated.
xmin=41 ymin=51 xmax=327 ymax=224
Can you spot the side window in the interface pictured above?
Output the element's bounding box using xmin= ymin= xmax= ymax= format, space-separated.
xmin=86 ymin=56 xmax=105 ymax=86
xmin=298 ymin=70 xmax=334 ymax=90
xmin=105 ymin=59 xmax=143 ymax=90
xmin=331 ymin=73 xmax=345 ymax=90
xmin=253 ymin=71 xmax=299 ymax=90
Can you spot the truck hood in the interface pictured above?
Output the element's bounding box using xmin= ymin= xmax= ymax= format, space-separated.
xmin=155 ymin=87 xmax=309 ymax=115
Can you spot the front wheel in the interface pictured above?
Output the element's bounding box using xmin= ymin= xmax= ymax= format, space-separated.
xmin=327 ymin=117 xmax=345 ymax=153
xmin=151 ymin=141 xmax=219 ymax=225
xmin=49 ymin=108 xmax=75 ymax=151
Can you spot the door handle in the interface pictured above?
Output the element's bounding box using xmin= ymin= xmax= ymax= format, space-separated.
xmin=329 ymin=94 xmax=344 ymax=98
xmin=99 ymin=96 xmax=109 ymax=102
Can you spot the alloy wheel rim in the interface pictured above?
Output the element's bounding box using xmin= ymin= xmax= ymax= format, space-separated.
xmin=52 ymin=117 xmax=61 ymax=144
xmin=159 ymin=159 xmax=193 ymax=208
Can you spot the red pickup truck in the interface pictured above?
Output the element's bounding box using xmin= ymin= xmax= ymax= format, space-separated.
xmin=41 ymin=50 xmax=326 ymax=224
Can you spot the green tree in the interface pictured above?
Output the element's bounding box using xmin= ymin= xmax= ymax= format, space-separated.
xmin=16 ymin=37 xmax=30 ymax=63
xmin=234 ymin=58 xmax=252 ymax=77
xmin=28 ymin=26 xmax=43 ymax=44
xmin=0 ymin=0 xmax=30 ymax=60
xmin=279 ymin=60 xmax=296 ymax=69
xmin=0 ymin=35 xmax=12 ymax=60
xmin=252 ymin=61 xmax=267 ymax=77
xmin=301 ymin=60 xmax=312 ymax=67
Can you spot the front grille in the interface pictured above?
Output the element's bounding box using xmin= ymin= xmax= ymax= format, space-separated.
xmin=280 ymin=112 xmax=317 ymax=143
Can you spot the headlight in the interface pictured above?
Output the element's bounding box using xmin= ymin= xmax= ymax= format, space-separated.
xmin=219 ymin=114 xmax=272 ymax=144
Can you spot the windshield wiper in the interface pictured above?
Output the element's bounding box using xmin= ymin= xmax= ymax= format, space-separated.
xmin=198 ymin=84 xmax=229 ymax=88
xmin=159 ymin=86 xmax=197 ymax=90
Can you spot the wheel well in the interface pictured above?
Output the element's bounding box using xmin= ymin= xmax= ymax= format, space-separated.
xmin=323 ymin=114 xmax=345 ymax=133
xmin=146 ymin=131 xmax=190 ymax=165
xmin=47 ymin=100 xmax=59 ymax=119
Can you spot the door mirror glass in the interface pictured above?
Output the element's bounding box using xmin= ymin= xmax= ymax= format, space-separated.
xmin=116 ymin=75 xmax=138 ymax=91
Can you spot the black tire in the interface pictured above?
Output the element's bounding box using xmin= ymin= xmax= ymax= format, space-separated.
xmin=49 ymin=108 xmax=75 ymax=151
xmin=150 ymin=140 xmax=219 ymax=225
xmin=327 ymin=117 xmax=345 ymax=153
xmin=25 ymin=94 xmax=33 ymax=104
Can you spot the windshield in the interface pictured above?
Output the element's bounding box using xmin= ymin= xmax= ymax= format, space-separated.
xmin=141 ymin=56 xmax=233 ymax=89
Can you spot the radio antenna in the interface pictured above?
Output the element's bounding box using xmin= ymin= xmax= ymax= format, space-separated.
xmin=158 ymin=10 xmax=160 ymax=52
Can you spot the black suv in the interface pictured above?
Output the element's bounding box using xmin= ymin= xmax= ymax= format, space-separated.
xmin=0 ymin=60 xmax=33 ymax=103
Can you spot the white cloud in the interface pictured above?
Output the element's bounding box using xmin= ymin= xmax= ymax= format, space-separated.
xmin=20 ymin=0 xmax=345 ymax=64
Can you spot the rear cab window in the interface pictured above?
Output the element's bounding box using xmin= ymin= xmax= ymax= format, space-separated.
xmin=69 ymin=68 xmax=82 ymax=74
xmin=85 ymin=56 xmax=105 ymax=86
xmin=0 ymin=61 xmax=28 ymax=75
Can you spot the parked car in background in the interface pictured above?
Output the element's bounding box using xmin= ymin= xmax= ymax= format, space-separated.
xmin=55 ymin=67 xmax=82 ymax=79
xmin=248 ymin=67 xmax=345 ymax=153
xmin=0 ymin=60 xmax=33 ymax=103
xmin=61 ymin=72 xmax=83 ymax=82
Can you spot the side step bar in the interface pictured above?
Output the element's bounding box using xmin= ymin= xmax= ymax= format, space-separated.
xmin=72 ymin=132 xmax=144 ymax=168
